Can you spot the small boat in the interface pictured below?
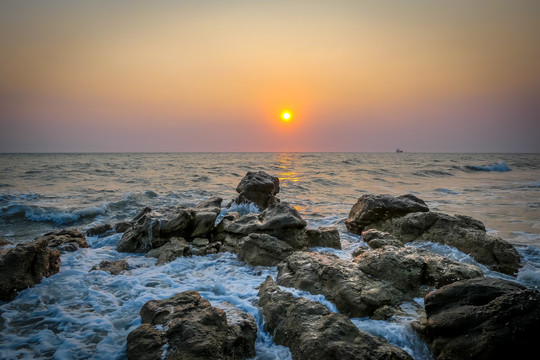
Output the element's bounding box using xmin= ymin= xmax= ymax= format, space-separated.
xmin=395 ymin=148 xmax=403 ymax=153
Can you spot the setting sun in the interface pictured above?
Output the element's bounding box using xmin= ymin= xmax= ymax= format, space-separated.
xmin=281 ymin=111 xmax=292 ymax=122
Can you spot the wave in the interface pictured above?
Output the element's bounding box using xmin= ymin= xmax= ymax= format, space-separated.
xmin=412 ymin=170 xmax=454 ymax=177
xmin=1 ymin=203 xmax=107 ymax=225
xmin=463 ymin=161 xmax=511 ymax=172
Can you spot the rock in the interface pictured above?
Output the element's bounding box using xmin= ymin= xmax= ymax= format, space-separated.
xmin=146 ymin=238 xmax=191 ymax=265
xmin=192 ymin=237 xmax=210 ymax=247
xmin=414 ymin=278 xmax=540 ymax=360
xmin=90 ymin=259 xmax=129 ymax=275
xmin=382 ymin=211 xmax=521 ymax=275
xmin=345 ymin=193 xmax=429 ymax=234
xmin=361 ymin=229 xmax=403 ymax=249
xmin=305 ymin=227 xmax=342 ymax=249
xmin=127 ymin=291 xmax=256 ymax=360
xmin=36 ymin=229 xmax=89 ymax=252
xmin=0 ymin=237 xmax=61 ymax=301
xmin=353 ymin=246 xmax=483 ymax=295
xmin=216 ymin=202 xmax=341 ymax=264
xmin=0 ymin=237 xmax=12 ymax=246
xmin=117 ymin=197 xmax=222 ymax=253
xmin=230 ymin=171 xmax=280 ymax=210
xmin=86 ymin=223 xmax=114 ymax=237
xmin=258 ymin=276 xmax=412 ymax=360
xmin=277 ymin=252 xmax=401 ymax=317
xmin=237 ymin=233 xmax=294 ymax=266
xmin=114 ymin=221 xmax=131 ymax=233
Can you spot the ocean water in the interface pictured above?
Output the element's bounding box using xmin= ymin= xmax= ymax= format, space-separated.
xmin=1 ymin=152 xmax=539 ymax=359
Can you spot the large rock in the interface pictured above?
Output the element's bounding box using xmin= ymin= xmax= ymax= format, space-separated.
xmin=258 ymin=276 xmax=412 ymax=360
xmin=361 ymin=229 xmax=404 ymax=249
xmin=215 ymin=202 xmax=341 ymax=265
xmin=36 ymin=229 xmax=89 ymax=252
xmin=381 ymin=212 xmax=521 ymax=275
xmin=414 ymin=278 xmax=540 ymax=360
xmin=127 ymin=291 xmax=256 ymax=360
xmin=0 ymin=238 xmax=61 ymax=301
xmin=146 ymin=237 xmax=191 ymax=265
xmin=277 ymin=252 xmax=401 ymax=318
xmin=230 ymin=171 xmax=280 ymax=210
xmin=345 ymin=194 xmax=429 ymax=234
xmin=353 ymin=246 xmax=484 ymax=295
xmin=117 ymin=197 xmax=222 ymax=253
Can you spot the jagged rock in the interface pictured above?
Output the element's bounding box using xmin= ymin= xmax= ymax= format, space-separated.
xmin=90 ymin=259 xmax=129 ymax=275
xmin=215 ymin=202 xmax=341 ymax=264
xmin=117 ymin=197 xmax=222 ymax=253
xmin=86 ymin=224 xmax=114 ymax=237
xmin=353 ymin=246 xmax=483 ymax=295
xmin=345 ymin=194 xmax=429 ymax=234
xmin=414 ymin=278 xmax=540 ymax=360
xmin=230 ymin=171 xmax=280 ymax=210
xmin=0 ymin=237 xmax=61 ymax=301
xmin=258 ymin=277 xmax=412 ymax=360
xmin=361 ymin=229 xmax=403 ymax=249
xmin=146 ymin=237 xmax=191 ymax=265
xmin=36 ymin=229 xmax=89 ymax=252
xmin=380 ymin=212 xmax=521 ymax=275
xmin=127 ymin=291 xmax=256 ymax=360
xmin=114 ymin=221 xmax=131 ymax=233
xmin=237 ymin=233 xmax=294 ymax=266
xmin=0 ymin=237 xmax=12 ymax=246
xmin=277 ymin=252 xmax=401 ymax=318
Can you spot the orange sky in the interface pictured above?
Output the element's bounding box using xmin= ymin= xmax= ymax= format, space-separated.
xmin=1 ymin=0 xmax=539 ymax=152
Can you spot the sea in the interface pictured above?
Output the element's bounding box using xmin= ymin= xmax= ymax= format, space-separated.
xmin=0 ymin=152 xmax=539 ymax=360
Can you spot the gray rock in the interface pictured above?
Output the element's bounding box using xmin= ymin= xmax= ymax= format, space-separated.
xmin=237 ymin=233 xmax=294 ymax=266
xmin=36 ymin=229 xmax=89 ymax=252
xmin=306 ymin=227 xmax=342 ymax=249
xmin=146 ymin=238 xmax=191 ymax=265
xmin=258 ymin=276 xmax=412 ymax=360
xmin=361 ymin=229 xmax=403 ymax=249
xmin=414 ymin=278 xmax=540 ymax=360
xmin=230 ymin=171 xmax=280 ymax=210
xmin=86 ymin=224 xmax=113 ymax=237
xmin=345 ymin=193 xmax=429 ymax=234
xmin=90 ymin=259 xmax=129 ymax=275
xmin=127 ymin=291 xmax=256 ymax=360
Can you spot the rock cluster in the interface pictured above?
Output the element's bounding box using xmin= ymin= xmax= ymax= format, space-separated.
xmin=126 ymin=291 xmax=257 ymax=360
xmin=346 ymin=193 xmax=521 ymax=275
xmin=35 ymin=229 xmax=89 ymax=252
xmin=414 ymin=278 xmax=540 ymax=360
xmin=258 ymin=276 xmax=413 ymax=360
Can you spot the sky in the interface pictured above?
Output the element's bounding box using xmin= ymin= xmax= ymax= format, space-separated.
xmin=1 ymin=0 xmax=539 ymax=152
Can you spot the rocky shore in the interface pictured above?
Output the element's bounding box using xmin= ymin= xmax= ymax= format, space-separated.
xmin=1 ymin=171 xmax=537 ymax=359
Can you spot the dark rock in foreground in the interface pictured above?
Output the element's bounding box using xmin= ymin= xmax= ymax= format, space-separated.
xmin=90 ymin=259 xmax=129 ymax=275
xmin=230 ymin=171 xmax=280 ymax=210
xmin=36 ymin=229 xmax=89 ymax=252
xmin=0 ymin=237 xmax=61 ymax=301
xmin=414 ymin=278 xmax=540 ymax=360
xmin=346 ymin=194 xmax=521 ymax=275
xmin=127 ymin=291 xmax=256 ymax=360
xmin=361 ymin=229 xmax=403 ymax=249
xmin=258 ymin=276 xmax=412 ymax=360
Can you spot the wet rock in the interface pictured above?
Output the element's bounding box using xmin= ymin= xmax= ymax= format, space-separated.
xmin=345 ymin=193 xmax=429 ymax=234
xmin=353 ymin=246 xmax=484 ymax=295
xmin=36 ymin=229 xmax=89 ymax=252
xmin=230 ymin=171 xmax=280 ymax=210
xmin=86 ymin=223 xmax=114 ymax=237
xmin=90 ymin=259 xmax=129 ymax=275
xmin=216 ymin=202 xmax=341 ymax=264
xmin=127 ymin=291 xmax=256 ymax=360
xmin=146 ymin=237 xmax=191 ymax=265
xmin=114 ymin=221 xmax=131 ymax=233
xmin=258 ymin=276 xmax=412 ymax=360
xmin=237 ymin=233 xmax=294 ymax=266
xmin=414 ymin=278 xmax=540 ymax=360
xmin=0 ymin=237 xmax=61 ymax=301
xmin=0 ymin=237 xmax=12 ymax=246
xmin=277 ymin=252 xmax=401 ymax=317
xmin=361 ymin=229 xmax=403 ymax=249
xmin=382 ymin=211 xmax=521 ymax=275
xmin=117 ymin=197 xmax=222 ymax=253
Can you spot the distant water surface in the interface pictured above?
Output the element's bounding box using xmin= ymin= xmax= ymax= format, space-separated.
xmin=0 ymin=152 xmax=539 ymax=360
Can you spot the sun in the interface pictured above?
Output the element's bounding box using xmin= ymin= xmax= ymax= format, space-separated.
xmin=281 ymin=111 xmax=292 ymax=122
